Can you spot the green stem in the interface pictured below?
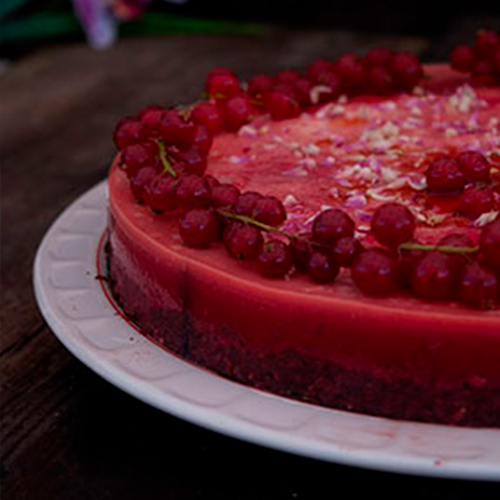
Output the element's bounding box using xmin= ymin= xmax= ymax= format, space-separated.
xmin=156 ymin=140 xmax=177 ymax=177
xmin=399 ymin=242 xmax=480 ymax=254
xmin=216 ymin=210 xmax=296 ymax=239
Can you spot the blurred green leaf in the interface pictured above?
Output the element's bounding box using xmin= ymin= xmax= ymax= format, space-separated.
xmin=0 ymin=0 xmax=35 ymax=19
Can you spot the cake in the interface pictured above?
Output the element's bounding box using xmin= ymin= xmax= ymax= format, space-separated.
xmin=106 ymin=36 xmax=500 ymax=427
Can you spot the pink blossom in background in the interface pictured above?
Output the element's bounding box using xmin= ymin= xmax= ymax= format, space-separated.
xmin=71 ymin=0 xmax=188 ymax=49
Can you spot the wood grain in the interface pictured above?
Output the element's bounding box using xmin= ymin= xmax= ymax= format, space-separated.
xmin=2 ymin=30 xmax=499 ymax=499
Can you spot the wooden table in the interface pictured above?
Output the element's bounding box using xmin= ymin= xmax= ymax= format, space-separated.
xmin=2 ymin=29 xmax=499 ymax=498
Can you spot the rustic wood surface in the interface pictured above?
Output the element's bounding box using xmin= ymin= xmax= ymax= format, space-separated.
xmin=2 ymin=27 xmax=500 ymax=499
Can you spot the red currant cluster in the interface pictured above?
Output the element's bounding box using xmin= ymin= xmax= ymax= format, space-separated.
xmin=200 ymin=49 xmax=423 ymax=126
xmin=450 ymin=29 xmax=500 ymax=85
xmin=424 ymin=151 xmax=496 ymax=218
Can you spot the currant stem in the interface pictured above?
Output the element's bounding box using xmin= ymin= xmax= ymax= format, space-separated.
xmin=156 ymin=140 xmax=177 ymax=177
xmin=399 ymin=242 xmax=480 ymax=254
xmin=216 ymin=210 xmax=296 ymax=239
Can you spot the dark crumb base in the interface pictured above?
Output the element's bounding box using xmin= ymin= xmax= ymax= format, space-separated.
xmin=106 ymin=246 xmax=500 ymax=428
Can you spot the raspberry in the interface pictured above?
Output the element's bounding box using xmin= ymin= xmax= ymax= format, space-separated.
xmin=113 ymin=117 xmax=147 ymax=150
xmin=264 ymin=92 xmax=300 ymax=120
xmin=331 ymin=237 xmax=363 ymax=268
xmin=143 ymin=174 xmax=178 ymax=213
xmin=459 ymin=261 xmax=499 ymax=309
xmin=211 ymin=183 xmax=240 ymax=209
xmin=312 ymin=209 xmax=355 ymax=244
xmin=160 ymin=109 xmax=196 ymax=146
xmin=371 ymin=202 xmax=416 ymax=249
xmin=351 ymin=248 xmax=399 ymax=296
xmin=479 ymin=218 xmax=500 ymax=271
xmin=175 ymin=174 xmax=212 ymax=209
xmin=223 ymin=95 xmax=255 ymax=131
xmin=179 ymin=209 xmax=220 ymax=248
xmin=121 ymin=141 xmax=158 ymax=178
xmin=257 ymin=240 xmax=293 ymax=278
xmin=253 ymin=196 xmax=287 ymax=226
xmin=307 ymin=251 xmax=339 ymax=283
xmin=425 ymin=157 xmax=465 ymax=194
xmin=450 ymin=45 xmax=476 ymax=73
xmin=459 ymin=186 xmax=495 ymax=219
xmin=191 ymin=101 xmax=224 ymax=134
xmin=389 ymin=52 xmax=423 ymax=91
xmin=411 ymin=251 xmax=456 ymax=301
xmin=456 ymin=151 xmax=491 ymax=183
xmin=223 ymin=222 xmax=263 ymax=259
xmin=365 ymin=66 xmax=395 ymax=95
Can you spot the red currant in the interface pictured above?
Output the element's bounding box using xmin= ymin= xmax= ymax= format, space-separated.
xmin=234 ymin=191 xmax=264 ymax=217
xmin=207 ymin=73 xmax=241 ymax=100
xmin=179 ymin=209 xmax=220 ymax=248
xmin=459 ymin=186 xmax=495 ymax=219
xmin=113 ymin=117 xmax=147 ymax=150
xmin=335 ymin=53 xmax=364 ymax=88
xmin=312 ymin=209 xmax=355 ymax=244
xmin=411 ymin=251 xmax=456 ymax=301
xmin=292 ymin=78 xmax=314 ymax=106
xmin=307 ymin=251 xmax=339 ymax=283
xmin=425 ymin=157 xmax=465 ymax=194
xmin=459 ymin=261 xmax=499 ymax=309
xmin=257 ymin=240 xmax=293 ymax=278
xmin=253 ymin=196 xmax=287 ymax=226
xmin=247 ymin=74 xmax=275 ymax=98
xmin=205 ymin=67 xmax=236 ymax=92
xmin=143 ymin=174 xmax=178 ymax=213
xmin=223 ymin=222 xmax=263 ymax=259
xmin=291 ymin=234 xmax=315 ymax=271
xmin=474 ymin=30 xmax=500 ymax=58
xmin=175 ymin=174 xmax=212 ymax=209
xmin=479 ymin=218 xmax=500 ymax=271
xmin=313 ymin=71 xmax=342 ymax=103
xmin=211 ymin=183 xmax=240 ymax=209
xmin=331 ymin=236 xmax=363 ymax=267
xmin=264 ymin=91 xmax=300 ymax=120
xmin=456 ymin=151 xmax=491 ymax=183
xmin=223 ymin=95 xmax=255 ymax=131
xmin=307 ymin=59 xmax=336 ymax=82
xmin=191 ymin=101 xmax=224 ymax=134
xmin=438 ymin=233 xmax=476 ymax=273
xmin=398 ymin=246 xmax=424 ymax=288
xmin=351 ymin=248 xmax=399 ymax=296
xmin=129 ymin=166 xmax=158 ymax=202
xmin=160 ymin=109 xmax=196 ymax=146
xmin=365 ymin=66 xmax=395 ymax=95
xmin=139 ymin=105 xmax=165 ymax=136
xmin=371 ymin=202 xmax=416 ymax=249
xmin=172 ymin=146 xmax=207 ymax=176
xmin=363 ymin=47 xmax=393 ymax=68
xmin=121 ymin=141 xmax=159 ymax=178
xmin=450 ymin=45 xmax=476 ymax=73
xmin=389 ymin=52 xmax=423 ymax=91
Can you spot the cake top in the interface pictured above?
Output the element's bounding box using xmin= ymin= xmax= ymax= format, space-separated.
xmin=110 ymin=31 xmax=500 ymax=311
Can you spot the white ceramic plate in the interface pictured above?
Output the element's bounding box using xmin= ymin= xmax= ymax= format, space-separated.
xmin=33 ymin=182 xmax=500 ymax=481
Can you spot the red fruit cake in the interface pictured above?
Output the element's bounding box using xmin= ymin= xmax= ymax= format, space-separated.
xmin=106 ymin=41 xmax=500 ymax=427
